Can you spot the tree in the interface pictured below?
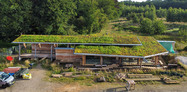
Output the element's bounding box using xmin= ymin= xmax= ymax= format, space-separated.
xmin=179 ymin=26 xmax=187 ymax=37
xmin=0 ymin=0 xmax=32 ymax=41
xmin=132 ymin=14 xmax=139 ymax=23
xmin=153 ymin=20 xmax=166 ymax=34
xmin=140 ymin=18 xmax=154 ymax=35
xmin=74 ymin=0 xmax=108 ymax=34
xmin=144 ymin=5 xmax=157 ymax=20
xmin=97 ymin=0 xmax=120 ymax=20
xmin=30 ymin=0 xmax=77 ymax=35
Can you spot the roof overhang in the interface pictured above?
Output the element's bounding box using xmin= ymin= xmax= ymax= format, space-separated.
xmin=74 ymin=51 xmax=169 ymax=58
xmin=74 ymin=53 xmax=144 ymax=58
xmin=157 ymin=40 xmax=176 ymax=43
xmin=12 ymin=42 xmax=142 ymax=46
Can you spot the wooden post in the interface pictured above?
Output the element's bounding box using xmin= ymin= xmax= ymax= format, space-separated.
xmin=82 ymin=55 xmax=86 ymax=65
xmin=18 ymin=44 xmax=21 ymax=61
xmin=137 ymin=58 xmax=140 ymax=65
xmin=140 ymin=58 xmax=143 ymax=68
xmin=35 ymin=44 xmax=37 ymax=60
xmin=100 ymin=56 xmax=103 ymax=66
xmin=155 ymin=56 xmax=158 ymax=65
xmin=119 ymin=57 xmax=122 ymax=65
xmin=50 ymin=44 xmax=52 ymax=61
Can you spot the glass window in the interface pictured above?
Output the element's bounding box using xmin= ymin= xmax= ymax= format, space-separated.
xmin=86 ymin=56 xmax=100 ymax=65
xmin=103 ymin=57 xmax=116 ymax=65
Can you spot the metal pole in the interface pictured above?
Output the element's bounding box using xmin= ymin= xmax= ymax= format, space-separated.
xmin=18 ymin=44 xmax=21 ymax=61
xmin=51 ymin=44 xmax=53 ymax=61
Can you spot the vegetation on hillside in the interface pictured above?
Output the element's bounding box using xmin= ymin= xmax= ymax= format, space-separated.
xmin=0 ymin=0 xmax=120 ymax=42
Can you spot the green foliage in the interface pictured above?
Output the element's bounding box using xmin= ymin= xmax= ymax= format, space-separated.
xmin=75 ymin=36 xmax=167 ymax=56
xmin=184 ymin=46 xmax=187 ymax=51
xmin=153 ymin=20 xmax=166 ymax=34
xmin=140 ymin=18 xmax=154 ymax=34
xmin=68 ymin=67 xmax=76 ymax=72
xmin=144 ymin=5 xmax=157 ymax=20
xmin=0 ymin=0 xmax=119 ymax=42
xmin=167 ymin=7 xmax=187 ymax=22
xmin=156 ymin=7 xmax=167 ymax=18
xmin=74 ymin=76 xmax=86 ymax=80
xmin=0 ymin=0 xmax=32 ymax=41
xmin=178 ymin=26 xmax=187 ymax=36
xmin=140 ymin=18 xmax=166 ymax=35
xmin=13 ymin=35 xmax=140 ymax=44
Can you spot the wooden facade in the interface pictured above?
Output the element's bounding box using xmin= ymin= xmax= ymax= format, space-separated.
xmin=55 ymin=48 xmax=82 ymax=63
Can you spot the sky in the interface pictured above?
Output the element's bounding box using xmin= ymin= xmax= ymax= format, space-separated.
xmin=118 ymin=0 xmax=147 ymax=2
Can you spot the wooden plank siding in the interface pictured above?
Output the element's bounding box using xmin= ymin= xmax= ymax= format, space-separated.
xmin=31 ymin=44 xmax=55 ymax=58
xmin=55 ymin=48 xmax=82 ymax=63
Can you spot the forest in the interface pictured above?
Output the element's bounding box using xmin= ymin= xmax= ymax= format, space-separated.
xmin=0 ymin=0 xmax=186 ymax=44
xmin=0 ymin=0 xmax=120 ymax=41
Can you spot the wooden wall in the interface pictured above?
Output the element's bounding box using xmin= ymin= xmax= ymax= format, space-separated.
xmin=31 ymin=44 xmax=55 ymax=58
xmin=55 ymin=48 xmax=82 ymax=62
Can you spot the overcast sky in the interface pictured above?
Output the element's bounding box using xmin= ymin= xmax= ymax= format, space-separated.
xmin=118 ymin=0 xmax=147 ymax=2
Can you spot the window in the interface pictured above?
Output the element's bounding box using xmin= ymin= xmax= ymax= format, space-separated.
xmin=86 ymin=56 xmax=100 ymax=65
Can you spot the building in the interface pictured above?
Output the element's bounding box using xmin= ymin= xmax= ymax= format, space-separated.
xmin=12 ymin=35 xmax=175 ymax=69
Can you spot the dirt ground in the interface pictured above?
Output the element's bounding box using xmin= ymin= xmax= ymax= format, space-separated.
xmin=0 ymin=64 xmax=187 ymax=92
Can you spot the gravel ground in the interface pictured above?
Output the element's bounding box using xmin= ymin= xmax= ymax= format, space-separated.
xmin=0 ymin=64 xmax=62 ymax=92
xmin=1 ymin=64 xmax=187 ymax=92
xmin=176 ymin=56 xmax=187 ymax=65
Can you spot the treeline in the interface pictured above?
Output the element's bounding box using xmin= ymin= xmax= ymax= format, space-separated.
xmin=120 ymin=4 xmax=187 ymax=22
xmin=122 ymin=0 xmax=187 ymax=9
xmin=167 ymin=7 xmax=187 ymax=22
xmin=0 ymin=0 xmax=120 ymax=42
xmin=120 ymin=5 xmax=157 ymax=20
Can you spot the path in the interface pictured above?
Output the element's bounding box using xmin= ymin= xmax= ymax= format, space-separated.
xmin=0 ymin=64 xmax=61 ymax=92
xmin=176 ymin=56 xmax=187 ymax=65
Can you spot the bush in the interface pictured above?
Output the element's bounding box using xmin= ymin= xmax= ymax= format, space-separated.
xmin=68 ymin=67 xmax=76 ymax=72
xmin=24 ymin=60 xmax=30 ymax=67
xmin=140 ymin=18 xmax=166 ymax=35
xmin=74 ymin=76 xmax=86 ymax=80
xmin=184 ymin=46 xmax=187 ymax=51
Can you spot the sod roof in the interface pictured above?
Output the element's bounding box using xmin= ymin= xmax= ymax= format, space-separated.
xmin=13 ymin=35 xmax=141 ymax=45
xmin=74 ymin=36 xmax=168 ymax=56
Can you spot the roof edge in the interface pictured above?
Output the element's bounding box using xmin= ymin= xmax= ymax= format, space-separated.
xmin=74 ymin=53 xmax=144 ymax=58
xmin=12 ymin=42 xmax=142 ymax=46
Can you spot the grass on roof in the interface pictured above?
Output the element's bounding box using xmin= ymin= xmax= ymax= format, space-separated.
xmin=13 ymin=35 xmax=140 ymax=44
xmin=75 ymin=36 xmax=167 ymax=56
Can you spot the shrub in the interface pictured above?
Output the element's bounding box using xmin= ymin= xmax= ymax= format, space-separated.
xmin=184 ymin=46 xmax=187 ymax=51
xmin=24 ymin=60 xmax=30 ymax=67
xmin=68 ymin=67 xmax=76 ymax=72
xmin=74 ymin=76 xmax=86 ymax=80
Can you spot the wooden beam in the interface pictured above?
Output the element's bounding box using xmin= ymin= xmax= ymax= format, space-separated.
xmin=119 ymin=57 xmax=122 ymax=65
xmin=18 ymin=44 xmax=21 ymax=61
xmin=140 ymin=58 xmax=143 ymax=68
xmin=137 ymin=58 xmax=140 ymax=65
xmin=23 ymin=43 xmax=26 ymax=48
xmin=35 ymin=44 xmax=37 ymax=59
xmin=38 ymin=43 xmax=41 ymax=48
xmin=100 ymin=56 xmax=103 ymax=65
xmin=51 ymin=44 xmax=53 ymax=61
xmin=82 ymin=55 xmax=86 ymax=65
xmin=155 ymin=56 xmax=158 ymax=65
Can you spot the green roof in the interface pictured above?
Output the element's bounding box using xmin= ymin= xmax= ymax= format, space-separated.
xmin=74 ymin=36 xmax=167 ymax=56
xmin=13 ymin=35 xmax=141 ymax=45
